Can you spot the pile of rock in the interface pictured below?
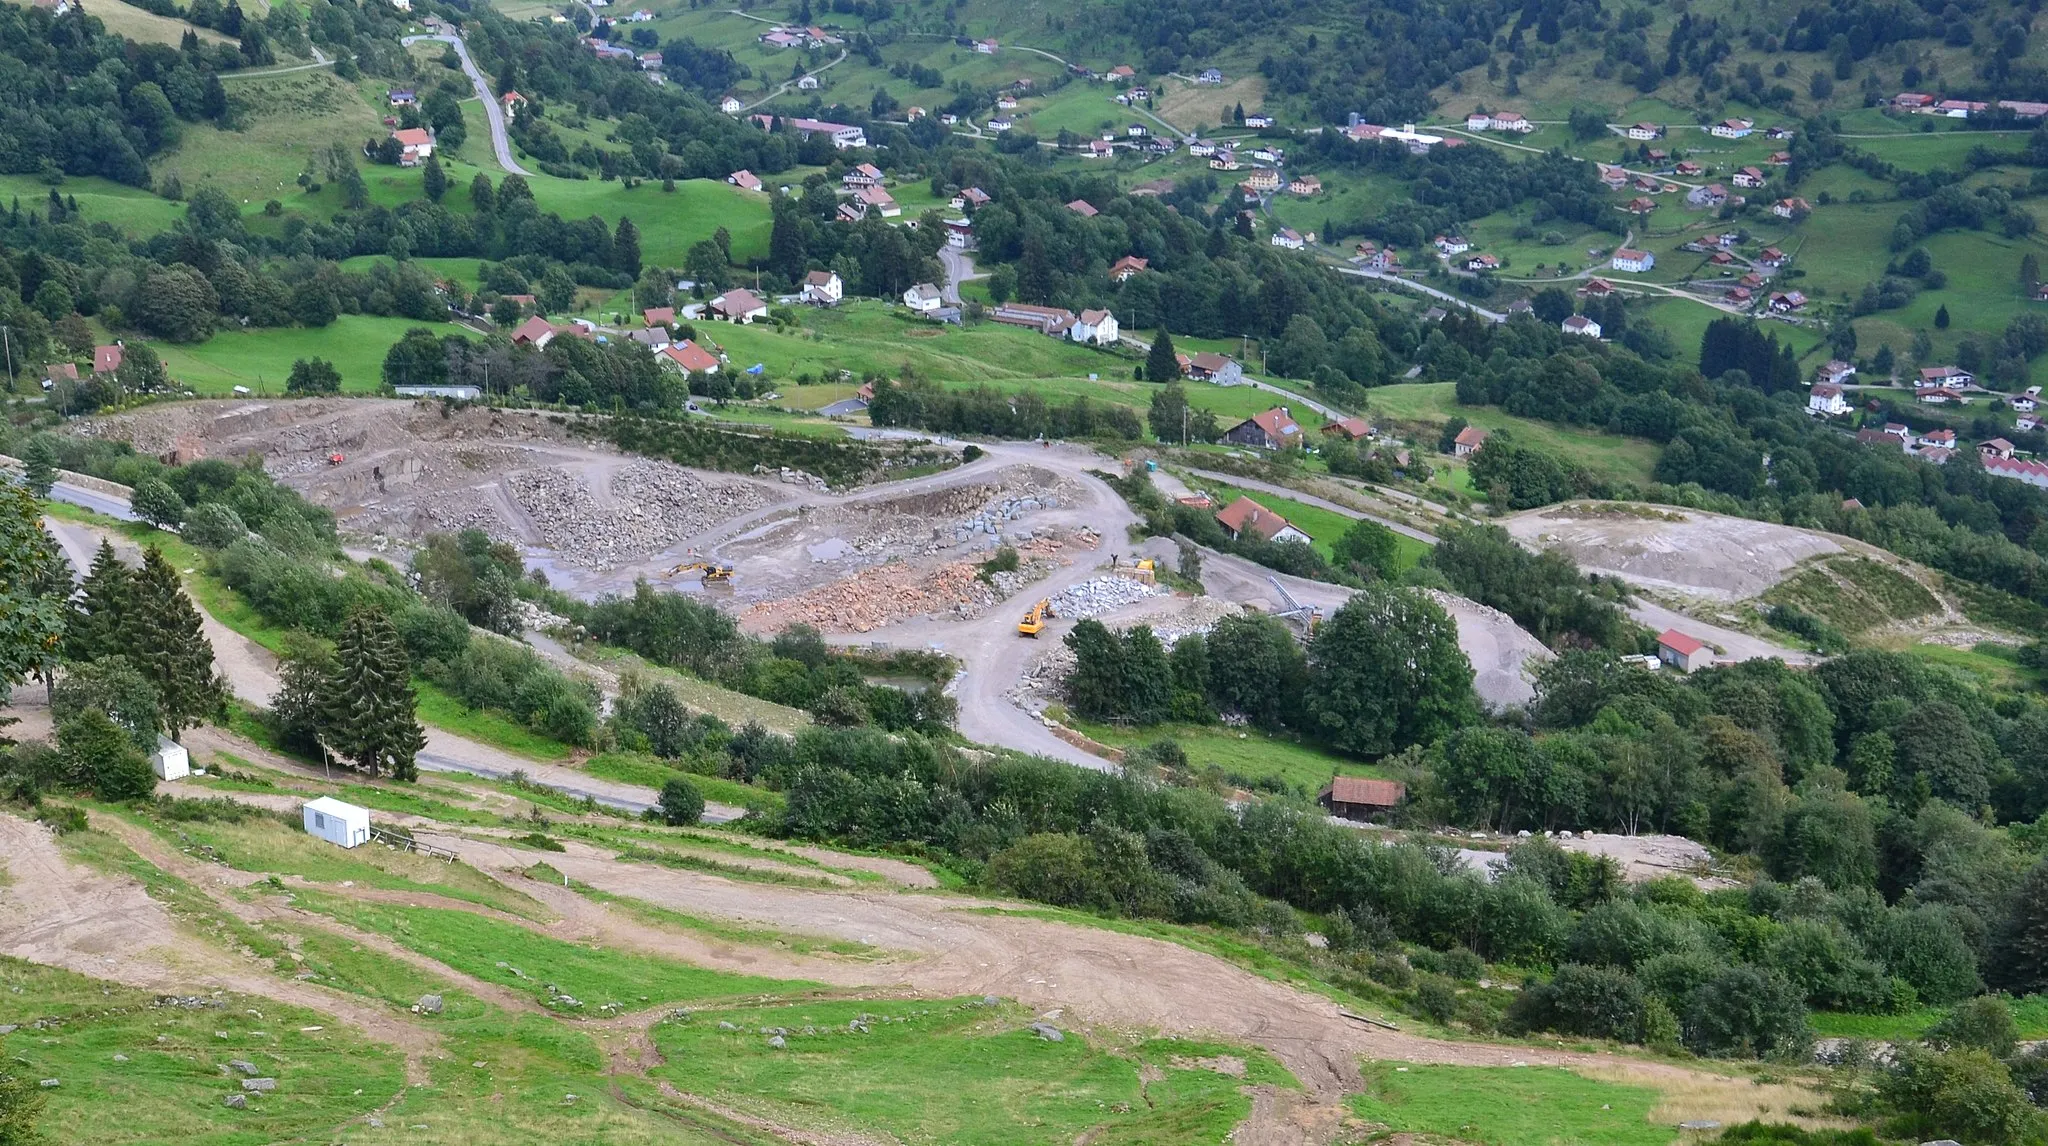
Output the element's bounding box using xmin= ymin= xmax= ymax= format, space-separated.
xmin=745 ymin=558 xmax=998 ymax=633
xmin=1048 ymin=577 xmax=1159 ymax=619
xmin=508 ymin=462 xmax=776 ymax=570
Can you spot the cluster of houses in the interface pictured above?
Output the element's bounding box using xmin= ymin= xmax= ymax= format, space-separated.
xmin=1464 ymin=110 xmax=1534 ymax=133
xmin=746 ymin=113 xmax=867 ymax=149
xmin=758 ymin=25 xmax=841 ymax=49
xmin=1345 ymin=120 xmax=1462 ymax=154
xmin=1817 ymin=367 xmax=2046 ymax=486
xmin=986 ymin=302 xmax=1121 ymax=345
xmin=40 ymin=343 xmax=127 ymax=391
xmin=1893 ymin=93 xmax=2048 ymax=120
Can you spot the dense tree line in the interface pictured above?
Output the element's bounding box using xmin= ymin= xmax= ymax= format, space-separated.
xmin=869 ymin=377 xmax=1142 ymax=441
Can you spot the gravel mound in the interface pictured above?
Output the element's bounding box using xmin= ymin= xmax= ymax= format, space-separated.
xmin=508 ymin=462 xmax=773 ymax=570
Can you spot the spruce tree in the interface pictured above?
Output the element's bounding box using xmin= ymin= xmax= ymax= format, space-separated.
xmin=21 ymin=436 xmax=57 ymax=498
xmin=422 ymin=154 xmax=447 ymax=203
xmin=129 ymin=546 xmax=223 ymax=741
xmin=321 ymin=609 xmax=424 ymax=780
xmin=67 ymin=540 xmax=132 ymax=663
xmin=1145 ymin=328 xmax=1179 ymax=382
xmin=613 ymin=216 xmax=643 ymax=275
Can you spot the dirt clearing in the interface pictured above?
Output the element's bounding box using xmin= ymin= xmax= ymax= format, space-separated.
xmin=1504 ymin=502 xmax=1843 ymax=601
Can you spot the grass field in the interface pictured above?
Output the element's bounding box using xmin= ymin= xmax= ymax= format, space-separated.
xmin=1195 ymin=478 xmax=1430 ymax=568
xmin=0 ymin=956 xmax=403 ymax=1145
xmin=652 ymin=997 xmax=1291 ymax=1146
xmin=150 ymin=314 xmax=461 ymax=394
xmin=581 ymin=751 xmax=787 ymax=814
xmin=1809 ymin=994 xmax=2048 ymax=1041
xmin=0 ymin=172 xmax=187 ymax=233
xmin=1064 ymin=713 xmax=1384 ymax=792
xmin=1366 ymin=382 xmax=1662 ymax=486
xmin=0 ymin=0 xmax=234 ymax=48
xmin=1350 ymin=1063 xmax=1673 ymax=1146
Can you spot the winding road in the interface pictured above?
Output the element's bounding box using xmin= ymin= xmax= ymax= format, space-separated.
xmin=400 ymin=33 xmax=531 ymax=176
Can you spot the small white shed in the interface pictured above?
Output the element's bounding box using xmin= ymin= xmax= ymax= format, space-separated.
xmin=150 ymin=737 xmax=190 ymax=781
xmin=302 ymin=797 xmax=371 ymax=848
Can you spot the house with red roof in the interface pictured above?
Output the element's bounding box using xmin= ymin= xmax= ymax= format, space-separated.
xmin=1214 ymin=496 xmax=1313 ymax=545
xmin=1657 ymin=629 xmax=1711 ymax=672
xmin=1221 ymin=407 xmax=1304 ymax=451
xmin=658 ymin=340 xmax=721 ymax=376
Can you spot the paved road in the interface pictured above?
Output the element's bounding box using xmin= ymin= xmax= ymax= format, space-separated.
xmin=219 ymin=45 xmax=333 ymax=81
xmin=737 ymin=49 xmax=849 ymax=113
xmin=1331 ymin=266 xmax=1508 ymax=322
xmin=402 ymin=34 xmax=531 ymax=176
xmin=938 ymin=247 xmax=981 ymax=304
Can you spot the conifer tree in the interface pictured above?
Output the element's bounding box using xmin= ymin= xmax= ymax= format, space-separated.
xmin=422 ymin=154 xmax=447 ymax=203
xmin=67 ymin=540 xmax=132 ymax=663
xmin=320 ymin=609 xmax=424 ymax=780
xmin=1145 ymin=328 xmax=1179 ymax=382
xmin=129 ymin=546 xmax=223 ymax=741
xmin=613 ymin=216 xmax=643 ymax=275
xmin=21 ymin=436 xmax=57 ymax=498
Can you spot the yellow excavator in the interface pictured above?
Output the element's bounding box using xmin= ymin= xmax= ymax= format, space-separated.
xmin=1017 ymin=598 xmax=1050 ymax=637
xmin=668 ymin=560 xmax=735 ymax=585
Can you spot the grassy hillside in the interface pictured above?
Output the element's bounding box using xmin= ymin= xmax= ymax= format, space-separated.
xmin=1366 ymin=382 xmax=1662 ymax=487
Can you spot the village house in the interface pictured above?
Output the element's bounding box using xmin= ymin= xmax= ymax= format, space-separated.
xmin=795 ymin=74 xmax=819 ymax=90
xmin=1981 ymin=437 xmax=2017 ymax=460
xmin=727 ymin=169 xmax=763 ymax=192
xmin=989 ymin=302 xmax=1078 ymax=335
xmin=752 ymin=114 xmax=866 ymax=149
xmin=1289 ymin=175 xmax=1322 ymax=195
xmin=1732 ymin=166 xmax=1767 ymax=189
xmin=1766 ymin=126 xmax=1796 ymax=140
xmin=836 ymin=202 xmax=867 ymax=224
xmin=1242 ymin=168 xmax=1281 ymax=193
xmin=1920 ymin=428 xmax=1959 ymax=450
xmin=709 ymin=289 xmax=768 ymax=323
xmin=1757 ymin=247 xmax=1788 ymax=267
xmin=720 ymin=95 xmax=743 ymax=114
xmin=1318 ymin=777 xmax=1406 ymax=822
xmin=1435 ymin=235 xmax=1470 ymax=256
xmin=1215 ymin=495 xmax=1313 ymax=545
xmin=387 ymin=88 xmax=417 ymax=106
xmin=1183 ymin=352 xmax=1243 ymax=385
xmin=1562 ymin=314 xmax=1602 ymax=338
xmin=1322 ymin=417 xmax=1373 ymax=441
xmin=1623 ymin=196 xmax=1658 ymax=215
xmin=1819 ymin=360 xmax=1856 ymax=386
xmin=510 ymin=316 xmax=556 ymax=349
xmin=92 ymin=344 xmax=123 ymax=375
xmin=974 ymin=38 xmax=998 ymax=53
xmin=944 ymin=218 xmax=974 ymax=248
xmin=499 ymin=91 xmax=528 ymax=121
xmin=2012 ymin=386 xmax=2041 ymax=412
xmin=995 ymin=95 xmax=1018 ymax=111
xmin=1658 ymin=629 xmax=1712 ymax=672
xmin=1808 ymin=383 xmax=1851 ymax=416
xmin=1579 ymin=277 xmax=1615 ymax=298
xmin=1709 ymin=118 xmax=1755 ymax=138
xmin=1222 ymin=407 xmax=1304 ymax=451
xmin=1769 ymin=290 xmax=1808 ymax=313
xmin=1270 ymin=228 xmax=1307 ymax=250
xmin=1069 ymin=309 xmax=1120 ymax=346
xmin=1627 ymin=122 xmax=1662 ymax=140
xmin=841 ymin=163 xmax=884 ymax=189
xmin=1066 ymin=199 xmax=1099 ymax=217
xmin=1466 ymin=253 xmax=1502 ymax=272
xmin=902 ymin=283 xmax=943 ymax=312
xmin=643 ymin=306 xmax=675 ymax=329
xmin=1768 ymin=151 xmax=1792 ymax=166
xmin=1917 ymin=387 xmax=1967 ymax=405
xmin=1109 ymin=255 xmax=1149 ymax=282
xmin=1244 ymin=113 xmax=1275 ymax=128
xmin=639 ymin=51 xmax=664 ymax=70
xmin=1610 ymin=248 xmax=1655 ymax=273
xmin=1598 ymin=164 xmax=1629 ymax=188
xmin=1921 ymin=365 xmax=1974 ymax=388
xmin=628 ymin=327 xmax=669 ymax=350
xmin=801 ymin=270 xmax=843 ymax=306
xmin=389 ymin=126 xmax=434 ymax=165
xmin=1108 ymin=65 xmax=1136 ymax=81
xmin=855 ymin=187 xmax=900 ymax=217
xmin=1452 ymin=425 xmax=1489 ymax=456
xmin=1686 ymin=183 xmax=1727 ymax=208
xmin=658 ymin=340 xmax=721 ymax=376
xmin=1087 ymin=139 xmax=1115 ymax=159
xmin=1984 ymin=456 xmax=2048 ymax=489
xmin=1198 ymin=67 xmax=1224 ymax=84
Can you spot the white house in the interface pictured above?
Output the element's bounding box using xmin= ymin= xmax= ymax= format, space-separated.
xmin=2011 ymin=386 xmax=2040 ymax=412
xmin=944 ymin=218 xmax=973 ymax=249
xmin=1270 ymin=228 xmax=1307 ymax=250
xmin=1610 ymin=248 xmax=1655 ymax=273
xmin=1920 ymin=365 xmax=1974 ymax=389
xmin=801 ymin=270 xmax=843 ymax=305
xmin=1709 ymin=118 xmax=1755 ymax=138
xmin=709 ymin=289 xmax=769 ymax=323
xmin=1562 ymin=314 xmax=1602 ymax=338
xmin=903 ymin=282 xmax=943 ymax=312
xmin=1070 ymin=309 xmax=1119 ymax=345
xmin=1243 ymin=114 xmax=1274 ymax=128
xmin=1808 ymin=383 xmax=1851 ymax=416
xmin=151 ymin=736 xmax=190 ymax=781
xmin=303 ymin=797 xmax=371 ymax=849
xmin=1657 ymin=629 xmax=1712 ymax=672
xmin=1626 ymin=122 xmax=1661 ymax=140
xmin=1435 ymin=235 xmax=1470 ymax=256
xmin=1819 ymin=360 xmax=1856 ymax=386
xmin=720 ymin=96 xmax=743 ymax=114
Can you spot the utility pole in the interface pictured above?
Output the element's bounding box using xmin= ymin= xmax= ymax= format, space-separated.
xmin=0 ymin=325 xmax=13 ymax=390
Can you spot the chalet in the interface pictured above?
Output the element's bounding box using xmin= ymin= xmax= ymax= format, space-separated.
xmin=1710 ymin=251 xmax=1735 ymax=267
xmin=92 ymin=344 xmax=122 ymax=375
xmin=1476 ymin=110 xmax=1532 ymax=132
xmin=1857 ymin=429 xmax=1904 ymax=448
xmin=628 ymin=327 xmax=669 ymax=350
xmin=1288 ymin=175 xmax=1323 ymax=195
xmin=1215 ymin=495 xmax=1313 ymax=544
xmin=1466 ymin=253 xmax=1502 ymax=271
xmin=855 ymin=187 xmax=900 ymax=217
xmin=1322 ymin=417 xmax=1373 ymax=441
xmin=1819 ymin=360 xmax=1856 ymax=386
xmin=1623 ymin=196 xmax=1658 ymax=214
xmin=1920 ymin=365 xmax=1973 ymax=389
xmin=1772 ymin=198 xmax=1812 ymax=220
xmin=841 ymin=164 xmax=883 ymax=190
xmin=510 ymin=316 xmax=556 ymax=349
xmin=801 ymin=270 xmax=843 ymax=306
xmin=1435 ymin=235 xmax=1470 ymax=256
xmin=974 ymin=38 xmax=998 ymax=54
xmin=709 ymin=289 xmax=768 ymax=323
xmin=1183 ymin=352 xmax=1243 ymax=384
xmin=1919 ymin=428 xmax=1958 ymax=449
xmin=1109 ymin=255 xmax=1149 ymax=281
xmin=1070 ymin=309 xmax=1119 ymax=346
xmin=1465 ymin=111 xmax=1491 ymax=131
xmin=1727 ymin=287 xmax=1753 ymax=304
xmin=948 ymin=187 xmax=991 ymax=211
xmin=1922 ymin=447 xmax=1957 ymax=465
xmin=1087 ymin=139 xmax=1115 ymax=158
xmin=1647 ymin=148 xmax=1670 ymax=162
xmin=1709 ymin=118 xmax=1755 ymax=138
xmin=1188 ymin=140 xmax=1218 ymax=157
xmin=643 ymin=306 xmax=675 ymax=328
xmin=390 ymin=126 xmax=434 ymax=165
xmin=1675 ymin=160 xmax=1704 ymax=177
xmin=728 ymin=169 xmax=763 ymax=192
xmin=986 ymin=118 xmax=1013 ymax=132
xmin=995 ymin=96 xmax=1018 ymax=111
xmin=836 ymin=202 xmax=867 ymax=223
xmin=1884 ymin=423 xmax=1912 ymax=440
xmin=1630 ymin=175 xmax=1662 ymax=193
xmin=1981 ymin=437 xmax=2017 ymax=460
xmin=42 ymin=363 xmax=78 ymax=389
xmin=1610 ymin=248 xmax=1655 ymax=273
xmin=626 ymin=7 xmax=653 ymax=17
xmin=1598 ymin=164 xmax=1629 ymax=188
xmin=902 ymin=283 xmax=943 ymax=312
xmin=1808 ymin=383 xmax=1851 ymax=416
xmin=640 ymin=52 xmax=664 ymax=70
xmin=1066 ymin=199 xmax=1099 ymax=217
xmin=1984 ymin=456 xmax=2048 ymax=489
xmin=387 ymin=88 xmax=417 ymax=106
xmin=1627 ymin=122 xmax=1662 ymax=140
xmin=1108 ymin=65 xmax=1136 ymax=81
xmin=1243 ymin=168 xmax=1281 ymax=192
xmin=1270 ymin=228 xmax=1307 ymax=250
xmin=1318 ymin=777 xmax=1406 ymax=822
xmin=1421 ymin=307 xmax=1448 ymax=323
xmin=1506 ymin=298 xmax=1534 ymax=317
xmin=1657 ymin=629 xmax=1712 ymax=672
xmin=1917 ymin=387 xmax=1966 ymax=405
xmin=1768 ymin=290 xmax=1807 ymax=313
xmin=989 ymin=302 xmax=1077 ymax=335
xmin=906 ymin=106 xmax=926 ymax=120
xmin=658 ymin=340 xmax=721 ymax=376
xmin=500 ymin=91 xmax=528 ymax=121
xmin=1562 ymin=314 xmax=1602 ymax=338
xmin=1210 ymin=151 xmax=1240 ymax=171
xmin=2013 ymin=386 xmax=2041 ymax=412
xmin=1346 ymin=122 xmax=1385 ymax=142
xmin=1766 ymin=126 xmax=1796 ymax=140
xmin=1739 ymin=272 xmax=1765 ymax=288
xmin=1758 ymin=247 xmax=1788 ymax=267
xmin=1579 ymin=277 xmax=1615 ymax=297
xmin=1768 ymin=151 xmax=1792 ymax=166
xmin=1244 ymin=114 xmax=1275 ymax=128
xmin=1452 ymin=425 xmax=1489 ymax=456
xmin=1222 ymin=407 xmax=1304 ymax=450
xmin=1732 ymin=166 xmax=1767 ymax=188
xmin=1687 ymin=183 xmax=1727 ymax=207
xmin=2021 ymin=413 xmax=2045 ymax=432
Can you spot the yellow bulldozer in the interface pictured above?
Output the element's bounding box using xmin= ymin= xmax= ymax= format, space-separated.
xmin=668 ymin=560 xmax=735 ymax=585
xmin=1017 ymin=598 xmax=1051 ymax=637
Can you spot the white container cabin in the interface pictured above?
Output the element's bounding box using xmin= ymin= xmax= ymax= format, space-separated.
xmin=150 ymin=737 xmax=190 ymax=781
xmin=302 ymin=797 xmax=371 ymax=848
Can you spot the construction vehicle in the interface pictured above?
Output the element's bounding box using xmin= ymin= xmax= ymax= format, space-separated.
xmin=667 ymin=560 xmax=735 ymax=585
xmin=1018 ymin=598 xmax=1050 ymax=637
xmin=1267 ymin=575 xmax=1324 ymax=635
xmin=1111 ymin=556 xmax=1157 ymax=584
xmin=327 ymin=452 xmax=346 ymax=465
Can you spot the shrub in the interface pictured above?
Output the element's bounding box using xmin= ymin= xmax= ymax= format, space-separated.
xmin=658 ymin=776 xmax=705 ymax=826
xmin=1683 ymin=965 xmax=1809 ymax=1059
xmin=1878 ymin=1047 xmax=2038 ymax=1146
xmin=182 ymin=502 xmax=250 ymax=549
xmin=1505 ymin=963 xmax=1648 ymax=1043
xmin=1925 ymin=995 xmax=2019 ymax=1058
xmin=1414 ymin=974 xmax=1459 ymax=1025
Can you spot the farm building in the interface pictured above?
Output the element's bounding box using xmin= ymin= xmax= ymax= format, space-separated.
xmin=1319 ymin=776 xmax=1407 ymax=822
xmin=1657 ymin=629 xmax=1712 ymax=673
